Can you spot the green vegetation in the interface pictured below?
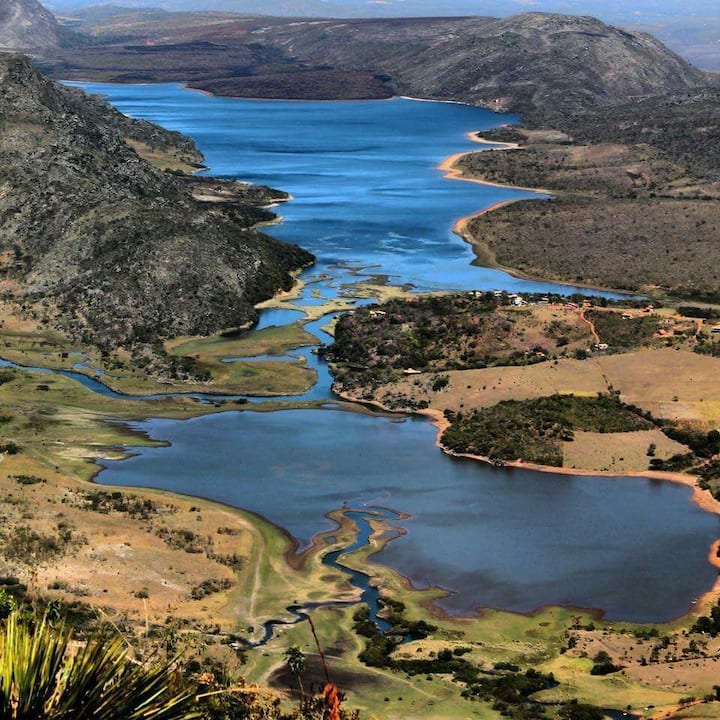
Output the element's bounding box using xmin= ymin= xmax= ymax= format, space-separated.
xmin=649 ymin=427 xmax=720 ymax=497
xmin=679 ymin=307 xmax=720 ymax=320
xmin=559 ymin=701 xmax=605 ymax=720
xmin=695 ymin=337 xmax=720 ymax=358
xmin=74 ymin=490 xmax=168 ymax=520
xmin=353 ymin=604 xmax=558 ymax=718
xmin=691 ymin=600 xmax=720 ymax=637
xmin=189 ymin=578 xmax=233 ymax=600
xmin=587 ymin=310 xmax=662 ymax=349
xmin=460 ymin=669 xmax=555 ymax=717
xmin=0 ymin=523 xmax=85 ymax=565
xmin=664 ymin=428 xmax=720 ymax=459
xmin=589 ymin=651 xmax=623 ymax=676
xmin=327 ymin=292 xmax=593 ymax=391
xmin=0 ymin=610 xmax=196 ymax=719
xmin=441 ymin=393 xmax=652 ymax=466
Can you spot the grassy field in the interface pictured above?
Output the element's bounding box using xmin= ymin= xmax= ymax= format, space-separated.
xmin=0 ymin=297 xmax=320 ymax=397
xmin=2 ymin=355 xmax=720 ymax=717
xmin=1 ymin=287 xmax=720 ymax=716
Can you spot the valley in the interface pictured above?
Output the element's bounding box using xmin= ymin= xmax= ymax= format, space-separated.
xmin=0 ymin=77 xmax=719 ymax=718
xmin=0 ymin=1 xmax=719 ymax=717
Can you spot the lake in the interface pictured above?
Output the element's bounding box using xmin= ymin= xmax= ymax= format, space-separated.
xmin=74 ymin=83 xmax=719 ymax=623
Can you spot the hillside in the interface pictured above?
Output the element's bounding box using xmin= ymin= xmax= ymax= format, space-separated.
xmin=0 ymin=53 xmax=312 ymax=355
xmin=47 ymin=11 xmax=709 ymax=117
xmin=252 ymin=13 xmax=708 ymax=115
xmin=0 ymin=0 xmax=71 ymax=50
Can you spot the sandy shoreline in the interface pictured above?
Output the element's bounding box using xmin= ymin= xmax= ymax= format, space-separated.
xmin=331 ymin=382 xmax=720 ymax=620
xmin=438 ymin=132 xmax=642 ymax=297
xmin=436 ymin=135 xmax=557 ymax=285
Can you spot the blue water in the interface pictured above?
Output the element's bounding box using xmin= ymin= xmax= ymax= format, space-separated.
xmin=101 ymin=410 xmax=719 ymax=623
xmin=247 ymin=508 xmax=398 ymax=647
xmin=70 ymin=82 xmax=618 ymax=296
xmin=59 ymin=83 xmax=719 ymax=623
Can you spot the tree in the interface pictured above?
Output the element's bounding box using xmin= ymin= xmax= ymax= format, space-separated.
xmin=0 ymin=610 xmax=197 ymax=720
xmin=284 ymin=646 xmax=307 ymax=702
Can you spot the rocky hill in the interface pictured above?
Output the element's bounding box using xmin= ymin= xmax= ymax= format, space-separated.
xmin=49 ymin=11 xmax=709 ymax=117
xmin=254 ymin=13 xmax=708 ymax=116
xmin=0 ymin=53 xmax=312 ymax=352
xmin=0 ymin=0 xmax=69 ymax=50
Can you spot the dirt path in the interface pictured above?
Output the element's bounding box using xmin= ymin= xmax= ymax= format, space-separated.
xmin=579 ymin=306 xmax=601 ymax=345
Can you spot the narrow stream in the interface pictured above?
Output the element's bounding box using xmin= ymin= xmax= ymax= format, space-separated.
xmin=0 ymin=310 xmax=340 ymax=404
xmin=243 ymin=507 xmax=400 ymax=647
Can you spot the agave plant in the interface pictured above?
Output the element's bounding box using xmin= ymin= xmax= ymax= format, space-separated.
xmin=0 ymin=610 xmax=199 ymax=720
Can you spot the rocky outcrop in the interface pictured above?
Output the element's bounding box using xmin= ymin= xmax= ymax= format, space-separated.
xmin=0 ymin=0 xmax=68 ymax=51
xmin=0 ymin=53 xmax=313 ymax=350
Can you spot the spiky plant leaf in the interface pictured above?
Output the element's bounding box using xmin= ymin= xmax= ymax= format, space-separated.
xmin=0 ymin=611 xmax=199 ymax=720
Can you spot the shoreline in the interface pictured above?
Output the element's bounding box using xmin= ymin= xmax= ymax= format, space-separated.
xmin=53 ymin=82 xmax=720 ymax=629
xmin=420 ymin=407 xmax=720 ymax=518
xmin=439 ymin=131 xmax=641 ymax=297
xmin=423 ymin=405 xmax=720 ymax=618
xmin=331 ymin=384 xmax=720 ymax=622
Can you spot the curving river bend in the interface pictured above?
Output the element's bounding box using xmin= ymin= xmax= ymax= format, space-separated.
xmin=68 ymin=83 xmax=719 ymax=624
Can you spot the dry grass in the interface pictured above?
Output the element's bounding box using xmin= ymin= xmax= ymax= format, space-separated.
xmin=565 ymin=629 xmax=720 ymax=699
xmin=124 ymin=138 xmax=200 ymax=174
xmin=368 ymin=348 xmax=720 ymax=429
xmin=366 ymin=355 xmax=609 ymax=413
xmin=598 ymin=349 xmax=720 ymax=426
xmin=562 ymin=429 xmax=689 ymax=473
xmin=0 ymin=453 xmax=241 ymax=625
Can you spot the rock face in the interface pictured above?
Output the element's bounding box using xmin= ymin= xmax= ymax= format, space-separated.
xmin=0 ymin=0 xmax=66 ymax=51
xmin=0 ymin=53 xmax=313 ymax=349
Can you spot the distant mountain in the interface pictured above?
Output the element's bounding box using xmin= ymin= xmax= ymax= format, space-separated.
xmin=0 ymin=53 xmax=312 ymax=352
xmin=41 ymin=0 xmax=720 ymax=18
xmin=0 ymin=0 xmax=67 ymax=50
xmin=45 ymin=0 xmax=720 ymax=69
xmin=51 ymin=11 xmax=709 ymax=120
xmin=252 ymin=13 xmax=708 ymax=118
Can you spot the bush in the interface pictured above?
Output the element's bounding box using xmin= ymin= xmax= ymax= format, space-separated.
xmin=442 ymin=393 xmax=651 ymax=466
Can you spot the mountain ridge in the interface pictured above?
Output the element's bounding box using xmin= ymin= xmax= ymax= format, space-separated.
xmin=41 ymin=9 xmax=710 ymax=120
xmin=0 ymin=0 xmax=71 ymax=50
xmin=0 ymin=52 xmax=313 ymax=358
